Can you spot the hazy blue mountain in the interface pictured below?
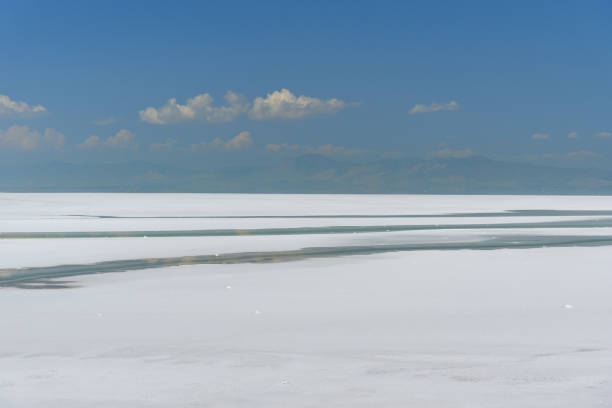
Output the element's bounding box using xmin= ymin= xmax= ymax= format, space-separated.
xmin=2 ymin=154 xmax=612 ymax=194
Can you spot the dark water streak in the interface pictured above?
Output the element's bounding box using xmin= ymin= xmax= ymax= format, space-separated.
xmin=3 ymin=234 xmax=612 ymax=288
xmin=66 ymin=209 xmax=612 ymax=219
xmin=4 ymin=218 xmax=612 ymax=239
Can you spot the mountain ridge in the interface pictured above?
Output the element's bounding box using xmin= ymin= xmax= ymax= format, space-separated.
xmin=2 ymin=154 xmax=612 ymax=194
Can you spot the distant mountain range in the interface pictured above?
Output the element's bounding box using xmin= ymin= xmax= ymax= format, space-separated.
xmin=3 ymin=154 xmax=612 ymax=194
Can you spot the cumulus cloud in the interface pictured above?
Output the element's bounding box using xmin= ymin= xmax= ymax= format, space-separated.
xmin=43 ymin=128 xmax=65 ymax=148
xmin=409 ymin=101 xmax=459 ymax=115
xmin=224 ymin=131 xmax=253 ymax=150
xmin=149 ymin=139 xmax=177 ymax=151
xmin=249 ymin=89 xmax=349 ymax=120
xmin=532 ymin=133 xmax=551 ymax=140
xmin=594 ymin=131 xmax=612 ymax=139
xmin=189 ymin=131 xmax=253 ymax=152
xmin=568 ymin=131 xmax=579 ymax=138
xmin=0 ymin=125 xmax=64 ymax=150
xmin=79 ymin=135 xmax=101 ymax=149
xmin=266 ymin=142 xmax=368 ymax=156
xmin=92 ymin=116 xmax=117 ymax=126
xmin=139 ymin=91 xmax=249 ymax=125
xmin=0 ymin=95 xmax=46 ymax=116
xmin=428 ymin=147 xmax=474 ymax=158
xmin=140 ymin=89 xmax=353 ymax=123
xmin=78 ymin=129 xmax=137 ymax=149
xmin=0 ymin=125 xmax=40 ymax=150
xmin=107 ymin=129 xmax=136 ymax=147
xmin=265 ymin=143 xmax=303 ymax=153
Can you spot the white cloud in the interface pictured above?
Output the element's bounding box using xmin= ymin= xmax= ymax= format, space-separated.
xmin=107 ymin=129 xmax=136 ymax=148
xmin=224 ymin=131 xmax=253 ymax=150
xmin=594 ymin=131 xmax=612 ymax=139
xmin=139 ymin=91 xmax=249 ymax=125
xmin=0 ymin=125 xmax=40 ymax=150
xmin=0 ymin=95 xmax=46 ymax=116
xmin=149 ymin=139 xmax=177 ymax=151
xmin=189 ymin=131 xmax=253 ymax=152
xmin=43 ymin=128 xmax=65 ymax=148
xmin=568 ymin=131 xmax=579 ymax=138
xmin=409 ymin=101 xmax=459 ymax=115
xmin=140 ymin=89 xmax=352 ymax=123
xmin=265 ymin=143 xmax=298 ymax=153
xmin=92 ymin=116 xmax=117 ymax=126
xmin=249 ymin=89 xmax=348 ymax=120
xmin=78 ymin=129 xmax=137 ymax=149
xmin=532 ymin=133 xmax=551 ymax=140
xmin=0 ymin=125 xmax=64 ymax=150
xmin=428 ymin=147 xmax=473 ymax=158
xmin=79 ymin=135 xmax=101 ymax=149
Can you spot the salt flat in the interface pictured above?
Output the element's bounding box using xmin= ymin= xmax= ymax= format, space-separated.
xmin=1 ymin=194 xmax=611 ymax=407
xmin=4 ymin=193 xmax=612 ymax=217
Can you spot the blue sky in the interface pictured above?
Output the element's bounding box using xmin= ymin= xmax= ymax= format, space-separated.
xmin=1 ymin=0 xmax=611 ymax=168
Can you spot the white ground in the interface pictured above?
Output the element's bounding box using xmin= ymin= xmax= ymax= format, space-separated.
xmin=1 ymin=194 xmax=611 ymax=407
xmin=4 ymin=193 xmax=612 ymax=217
